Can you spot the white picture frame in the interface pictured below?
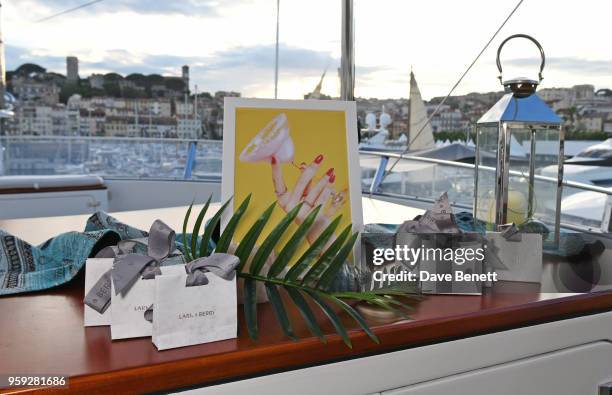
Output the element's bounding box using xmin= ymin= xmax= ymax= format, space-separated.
xmin=221 ymin=97 xmax=363 ymax=247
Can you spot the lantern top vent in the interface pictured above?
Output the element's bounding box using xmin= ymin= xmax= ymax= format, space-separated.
xmin=502 ymin=77 xmax=539 ymax=98
xmin=477 ymin=92 xmax=561 ymax=125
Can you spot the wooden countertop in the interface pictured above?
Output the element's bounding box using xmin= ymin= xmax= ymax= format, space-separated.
xmin=1 ymin=205 xmax=611 ymax=394
xmin=2 ymin=274 xmax=611 ymax=394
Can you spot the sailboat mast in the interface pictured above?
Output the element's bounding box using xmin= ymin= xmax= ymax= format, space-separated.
xmin=0 ymin=0 xmax=5 ymax=136
xmin=340 ymin=0 xmax=354 ymax=101
xmin=0 ymin=0 xmax=5 ymax=111
xmin=407 ymin=70 xmax=413 ymax=141
xmin=274 ymin=0 xmax=280 ymax=99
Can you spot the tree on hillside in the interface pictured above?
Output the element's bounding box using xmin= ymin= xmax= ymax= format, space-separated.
xmin=60 ymin=83 xmax=94 ymax=103
xmin=126 ymin=73 xmax=147 ymax=87
xmin=145 ymin=74 xmax=164 ymax=86
xmin=15 ymin=63 xmax=46 ymax=76
xmin=195 ymin=92 xmax=213 ymax=100
xmin=164 ymin=77 xmax=185 ymax=91
xmin=596 ymin=89 xmax=612 ymax=97
xmin=102 ymin=82 xmax=121 ymax=97
xmin=104 ymin=72 xmax=124 ymax=82
xmin=122 ymin=87 xmax=146 ymax=99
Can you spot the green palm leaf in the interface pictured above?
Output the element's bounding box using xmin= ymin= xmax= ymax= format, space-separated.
xmin=327 ymin=295 xmax=379 ymax=344
xmin=216 ymin=194 xmax=251 ymax=253
xmin=317 ymin=232 xmax=359 ymax=291
xmin=306 ymin=290 xmax=352 ymax=348
xmin=181 ymin=200 xmax=194 ymax=261
xmin=365 ymin=298 xmax=412 ymax=320
xmin=244 ymin=278 xmax=258 ymax=340
xmin=333 ymin=290 xmax=424 ymax=301
xmin=378 ymin=296 xmax=417 ymax=312
xmin=368 ymin=289 xmax=425 ymax=299
xmin=267 ymin=205 xmax=321 ymax=278
xmin=249 ymin=203 xmax=304 ymax=276
xmin=265 ymin=284 xmax=296 ymax=340
xmin=199 ymin=197 xmax=232 ymax=257
xmin=284 ymin=215 xmax=342 ymax=282
xmin=235 ymin=202 xmax=276 ymax=271
xmin=302 ymin=224 xmax=352 ymax=285
xmin=286 ymin=288 xmax=325 ymax=343
xmin=191 ymin=196 xmax=211 ymax=259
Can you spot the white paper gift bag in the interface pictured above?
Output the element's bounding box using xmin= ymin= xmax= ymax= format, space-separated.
xmin=83 ymin=258 xmax=113 ymax=327
xmin=485 ymin=232 xmax=543 ymax=283
xmin=110 ymin=261 xmax=189 ymax=340
xmin=104 ymin=219 xmax=184 ymax=339
xmin=152 ymin=254 xmax=239 ymax=351
xmin=418 ymin=234 xmax=484 ymax=295
xmin=110 ymin=269 xmax=156 ymax=340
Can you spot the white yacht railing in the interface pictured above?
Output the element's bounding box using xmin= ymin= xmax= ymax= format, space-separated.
xmin=1 ymin=136 xmax=610 ymax=233
xmin=360 ymin=150 xmax=612 ymax=234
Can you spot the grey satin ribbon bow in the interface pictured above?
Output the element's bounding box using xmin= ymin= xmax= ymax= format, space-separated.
xmin=499 ymin=223 xmax=521 ymax=241
xmin=482 ymin=223 xmax=521 ymax=272
xmin=185 ymin=253 xmax=240 ymax=286
xmin=84 ymin=219 xmax=176 ymax=314
xmin=142 ymin=253 xmax=239 ymax=323
xmin=397 ymin=192 xmax=462 ymax=234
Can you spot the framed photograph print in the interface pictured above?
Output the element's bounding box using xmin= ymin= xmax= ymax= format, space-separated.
xmin=221 ymin=98 xmax=363 ymax=263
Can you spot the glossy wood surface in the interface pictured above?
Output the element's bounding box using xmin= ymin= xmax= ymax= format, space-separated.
xmin=1 ymin=273 xmax=611 ymax=394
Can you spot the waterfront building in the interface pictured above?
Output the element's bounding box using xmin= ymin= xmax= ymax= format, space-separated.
xmin=11 ymin=75 xmax=60 ymax=105
xmin=580 ymin=114 xmax=605 ymax=132
xmin=176 ymin=116 xmax=201 ymax=139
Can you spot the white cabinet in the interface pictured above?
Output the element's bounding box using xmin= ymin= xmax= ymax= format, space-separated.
xmin=0 ymin=190 xmax=108 ymax=219
xmin=384 ymin=342 xmax=612 ymax=395
xmin=188 ymin=311 xmax=612 ymax=395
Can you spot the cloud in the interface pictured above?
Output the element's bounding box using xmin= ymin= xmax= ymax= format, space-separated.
xmin=5 ymin=45 xmax=66 ymax=71
xmin=139 ymin=44 xmax=339 ymax=95
xmin=205 ymin=44 xmax=335 ymax=72
xmin=62 ymin=44 xmax=337 ymax=81
xmin=24 ymin=0 xmax=230 ymax=17
xmin=5 ymin=43 xmax=388 ymax=97
xmin=503 ymin=56 xmax=612 ymax=76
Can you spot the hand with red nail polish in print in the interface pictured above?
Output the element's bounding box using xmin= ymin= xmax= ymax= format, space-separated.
xmin=270 ymin=153 xmax=347 ymax=245
xmin=238 ymin=112 xmax=348 ymax=246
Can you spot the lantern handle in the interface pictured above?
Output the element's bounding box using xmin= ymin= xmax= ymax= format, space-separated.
xmin=496 ymin=34 xmax=545 ymax=84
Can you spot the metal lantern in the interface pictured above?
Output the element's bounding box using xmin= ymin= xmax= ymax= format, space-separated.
xmin=474 ymin=34 xmax=564 ymax=245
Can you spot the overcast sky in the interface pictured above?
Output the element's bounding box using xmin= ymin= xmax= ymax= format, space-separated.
xmin=3 ymin=0 xmax=612 ymax=100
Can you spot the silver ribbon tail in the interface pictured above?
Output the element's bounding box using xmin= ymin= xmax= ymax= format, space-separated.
xmin=84 ymin=219 xmax=176 ymax=313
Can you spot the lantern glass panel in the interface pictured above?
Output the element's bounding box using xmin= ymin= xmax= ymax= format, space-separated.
xmin=474 ymin=125 xmax=499 ymax=228
xmin=532 ymin=127 xmax=561 ymax=228
xmin=507 ymin=127 xmax=532 ymax=226
xmin=508 ymin=126 xmax=561 ymax=228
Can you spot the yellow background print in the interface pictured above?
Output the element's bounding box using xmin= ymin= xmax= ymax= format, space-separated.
xmin=233 ymin=107 xmax=353 ymax=259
